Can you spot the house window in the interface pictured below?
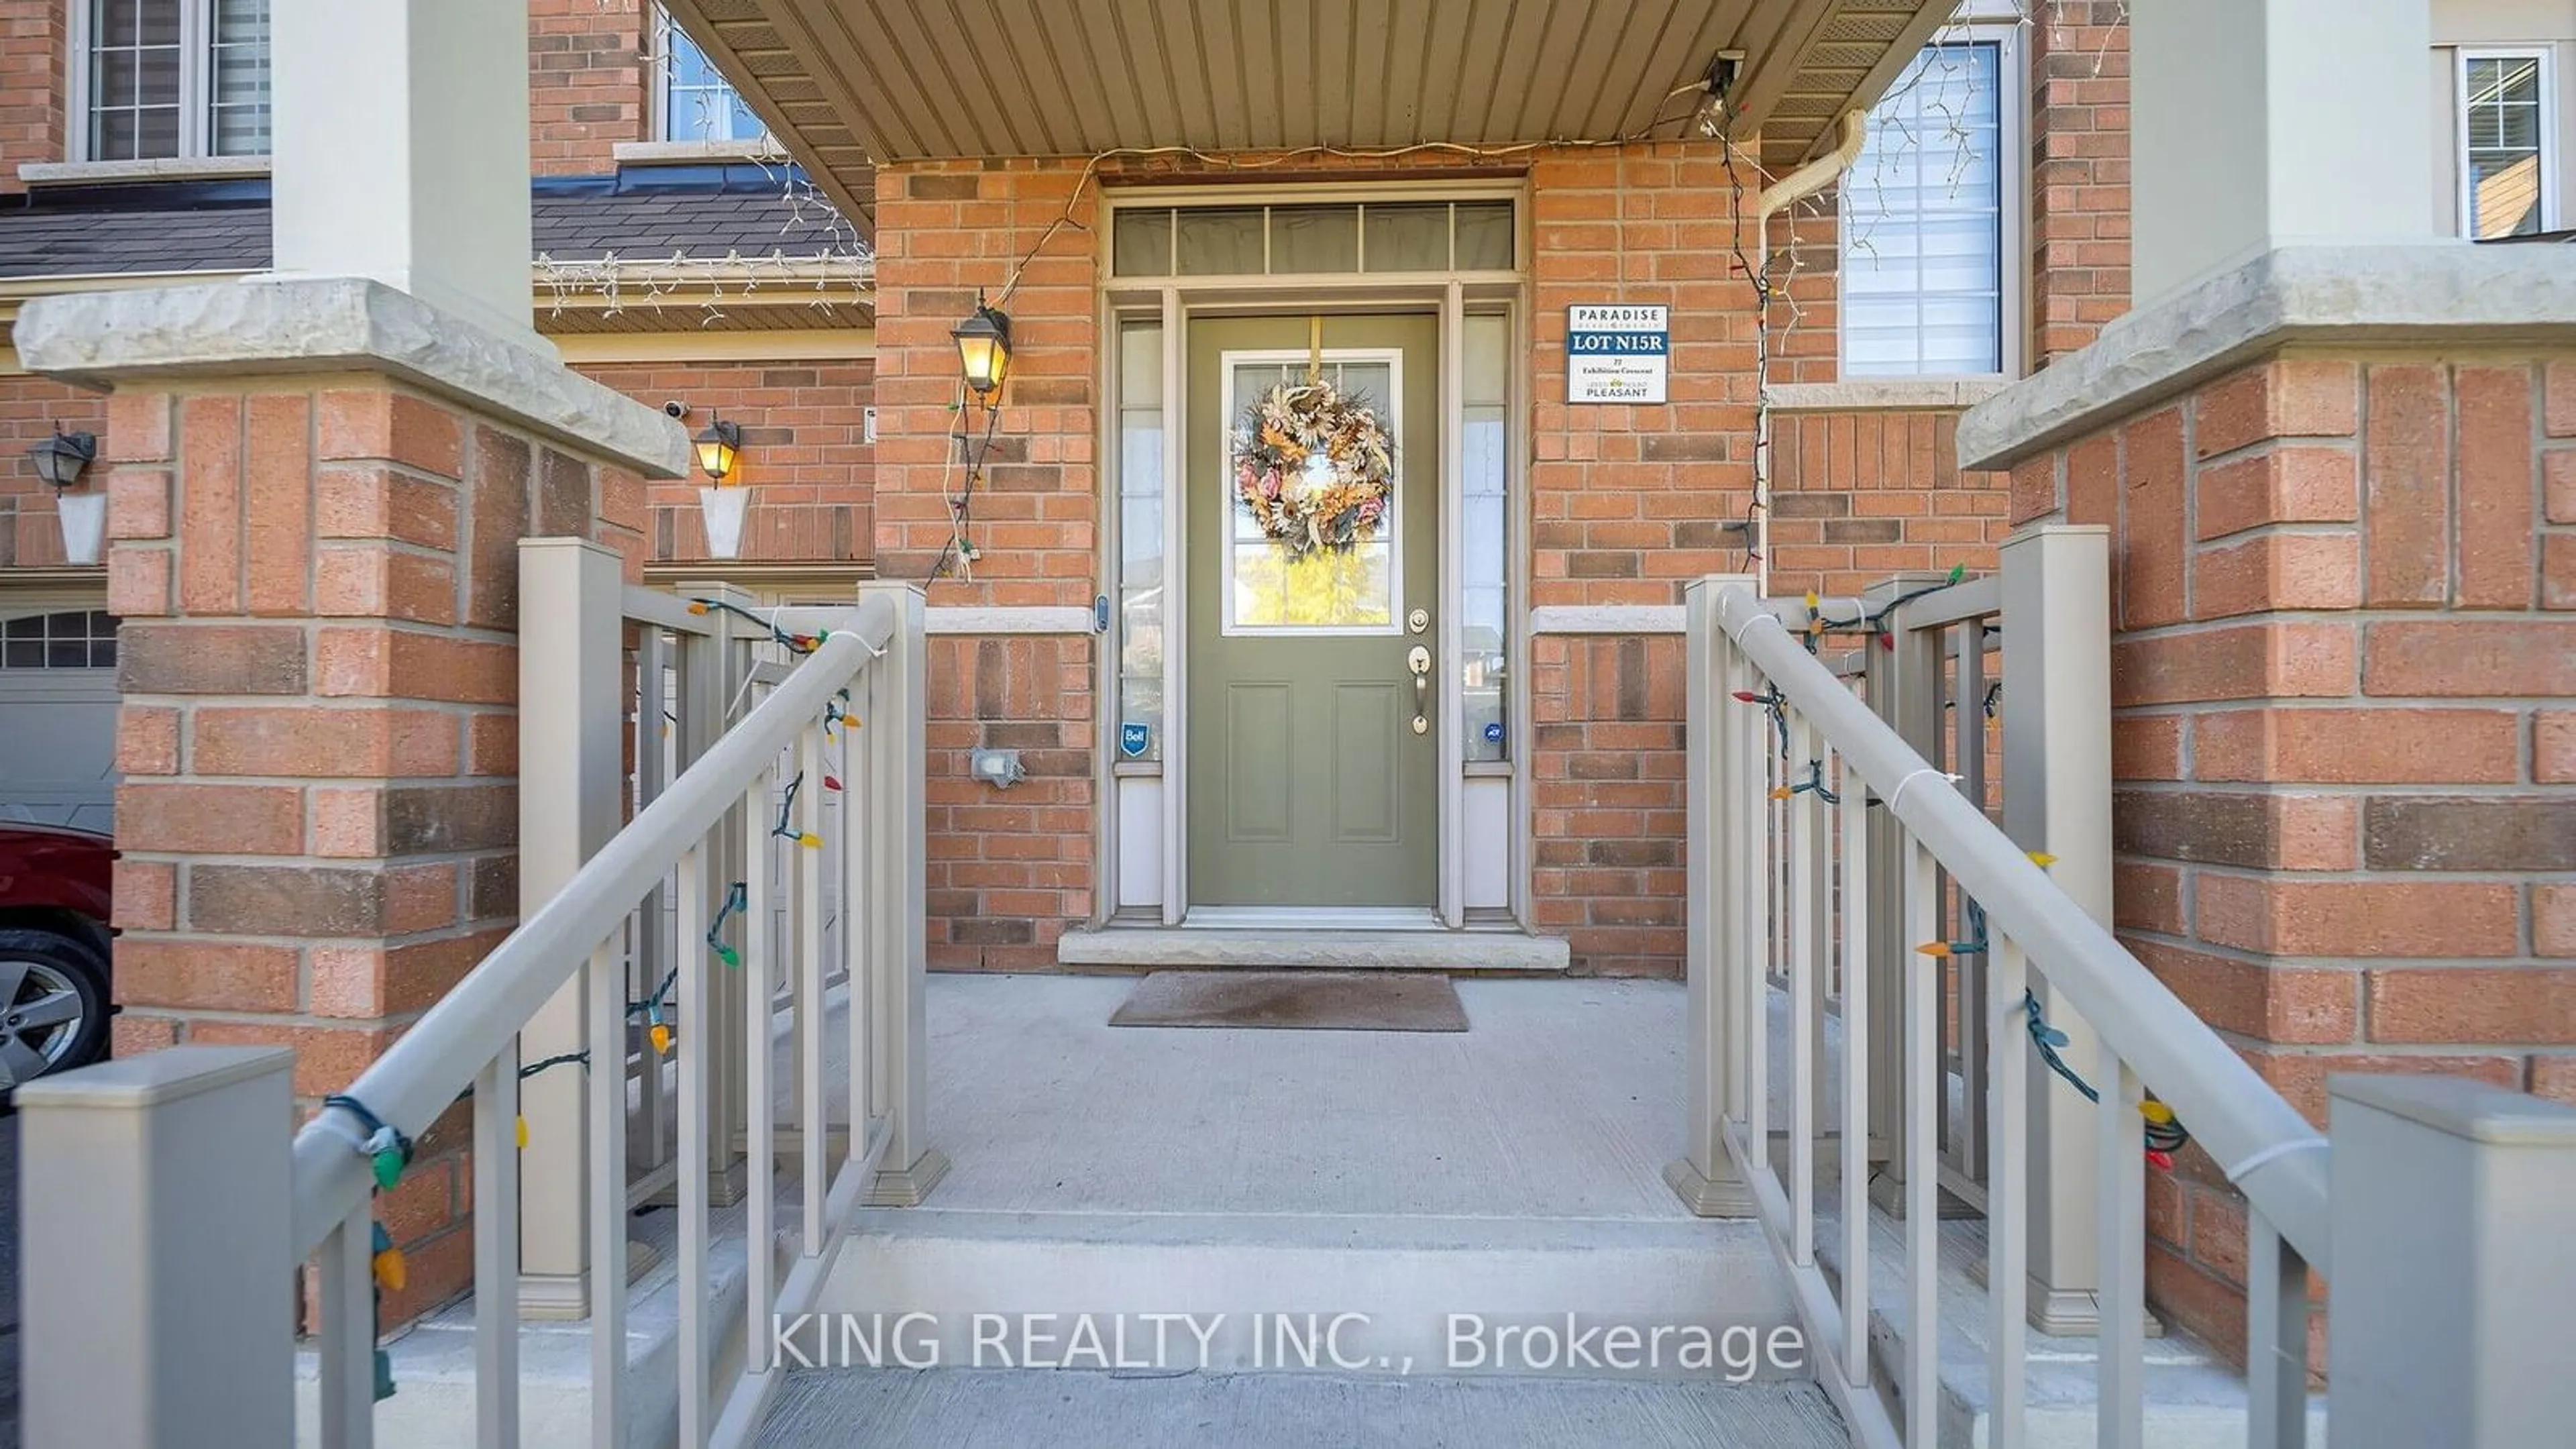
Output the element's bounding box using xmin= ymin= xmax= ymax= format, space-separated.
xmin=660 ymin=20 xmax=763 ymax=143
xmin=2459 ymin=50 xmax=2558 ymax=238
xmin=76 ymin=0 xmax=270 ymax=161
xmin=1841 ymin=34 xmax=2020 ymax=378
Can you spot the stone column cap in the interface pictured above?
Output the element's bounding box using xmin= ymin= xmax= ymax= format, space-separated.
xmin=1960 ymin=243 xmax=2576 ymax=472
xmin=15 ymin=276 xmax=690 ymax=479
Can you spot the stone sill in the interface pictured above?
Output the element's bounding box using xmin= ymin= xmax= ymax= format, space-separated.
xmin=1960 ymin=241 xmax=2576 ymax=471
xmin=1762 ymin=378 xmax=2010 ymax=414
xmin=14 ymin=277 xmax=690 ymax=480
xmin=612 ymin=139 xmax=788 ymax=166
xmin=19 ymin=156 xmax=270 ymax=185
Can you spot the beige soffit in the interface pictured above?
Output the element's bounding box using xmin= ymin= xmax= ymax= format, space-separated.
xmin=664 ymin=0 xmax=1955 ymax=207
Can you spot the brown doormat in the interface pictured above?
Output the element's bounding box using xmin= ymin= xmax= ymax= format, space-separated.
xmin=1108 ymin=971 xmax=1468 ymax=1032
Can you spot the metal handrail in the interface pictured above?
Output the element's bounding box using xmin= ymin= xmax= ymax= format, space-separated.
xmin=1713 ymin=584 xmax=2333 ymax=1269
xmin=285 ymin=596 xmax=899 ymax=1254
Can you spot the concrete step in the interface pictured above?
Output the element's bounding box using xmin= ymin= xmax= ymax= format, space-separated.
xmin=754 ymin=1368 xmax=1850 ymax=1448
xmin=810 ymin=1208 xmax=1796 ymax=1379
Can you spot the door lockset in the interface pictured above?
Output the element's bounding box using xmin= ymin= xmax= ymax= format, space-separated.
xmin=1407 ymin=645 xmax=1432 ymax=734
xmin=1407 ymin=608 xmax=1430 ymax=635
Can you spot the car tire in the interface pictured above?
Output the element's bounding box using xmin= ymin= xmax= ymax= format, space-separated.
xmin=0 ymin=928 xmax=111 ymax=1089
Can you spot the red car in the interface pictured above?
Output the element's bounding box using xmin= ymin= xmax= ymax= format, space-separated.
xmin=0 ymin=822 xmax=113 ymax=1087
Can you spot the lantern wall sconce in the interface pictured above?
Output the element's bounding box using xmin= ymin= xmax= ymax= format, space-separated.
xmin=26 ymin=426 xmax=103 ymax=566
xmin=951 ymin=293 xmax=1012 ymax=400
xmin=694 ymin=415 xmax=743 ymax=484
xmin=691 ymin=413 xmax=751 ymax=561
xmin=27 ymin=426 xmax=96 ymax=488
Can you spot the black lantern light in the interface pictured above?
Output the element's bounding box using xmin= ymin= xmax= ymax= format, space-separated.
xmin=694 ymin=415 xmax=743 ymax=484
xmin=951 ymin=292 xmax=1013 ymax=400
xmin=25 ymin=426 xmax=97 ymax=489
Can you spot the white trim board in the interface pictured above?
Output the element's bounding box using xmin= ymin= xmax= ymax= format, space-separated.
xmin=925 ymin=606 xmax=1097 ymax=636
xmin=1529 ymin=605 xmax=1685 ymax=635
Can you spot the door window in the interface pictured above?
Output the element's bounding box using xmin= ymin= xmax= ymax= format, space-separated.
xmin=1220 ymin=356 xmax=1401 ymax=635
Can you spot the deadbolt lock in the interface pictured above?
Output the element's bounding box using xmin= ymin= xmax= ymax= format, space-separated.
xmin=1407 ymin=608 xmax=1430 ymax=635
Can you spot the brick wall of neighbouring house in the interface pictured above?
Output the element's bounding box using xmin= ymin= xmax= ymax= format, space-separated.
xmin=0 ymin=374 xmax=106 ymax=564
xmin=576 ymin=358 xmax=875 ymax=566
xmin=0 ymin=0 xmax=66 ymax=194
xmin=2029 ymin=0 xmax=2133 ymax=366
xmin=2007 ymin=350 xmax=2576 ymax=1360
xmin=529 ymin=0 xmax=649 ymax=174
xmin=99 ymin=377 xmax=645 ymax=1324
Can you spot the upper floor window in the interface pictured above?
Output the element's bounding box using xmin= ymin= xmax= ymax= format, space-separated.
xmin=1841 ymin=30 xmax=2021 ymax=378
xmin=2459 ymin=50 xmax=2559 ymax=238
xmin=74 ymin=0 xmax=270 ymax=161
xmin=659 ymin=20 xmax=763 ymax=143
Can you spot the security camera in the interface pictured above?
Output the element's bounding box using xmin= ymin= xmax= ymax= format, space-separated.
xmin=663 ymin=400 xmax=690 ymax=419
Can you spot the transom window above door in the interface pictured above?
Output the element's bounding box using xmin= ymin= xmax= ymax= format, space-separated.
xmin=74 ymin=0 xmax=270 ymax=162
xmin=1112 ymin=200 xmax=1517 ymax=278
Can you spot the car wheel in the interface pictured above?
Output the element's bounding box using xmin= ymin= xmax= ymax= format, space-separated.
xmin=0 ymin=928 xmax=111 ymax=1089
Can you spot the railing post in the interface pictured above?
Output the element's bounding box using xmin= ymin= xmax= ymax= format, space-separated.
xmin=858 ymin=582 xmax=948 ymax=1204
xmin=678 ymin=579 xmax=759 ymax=1207
xmin=1669 ymin=576 xmax=1757 ymax=1215
xmin=1998 ymin=523 xmax=2114 ymax=1333
xmin=1862 ymin=570 xmax=1947 ymax=1212
xmin=20 ymin=1046 xmax=297 ymax=1449
xmin=517 ymin=537 xmax=635 ymax=1318
xmin=2327 ymin=1077 xmax=2576 ymax=1448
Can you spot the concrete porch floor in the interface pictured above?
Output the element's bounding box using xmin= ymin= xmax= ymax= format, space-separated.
xmin=313 ymin=973 xmax=2291 ymax=1446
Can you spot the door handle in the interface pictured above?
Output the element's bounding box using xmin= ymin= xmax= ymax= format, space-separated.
xmin=1407 ymin=645 xmax=1431 ymax=735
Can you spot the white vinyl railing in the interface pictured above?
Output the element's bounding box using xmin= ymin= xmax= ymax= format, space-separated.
xmin=16 ymin=541 xmax=932 ymax=1449
xmin=1682 ymin=538 xmax=2337 ymax=1447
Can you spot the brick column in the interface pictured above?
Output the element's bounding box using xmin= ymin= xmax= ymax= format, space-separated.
xmin=1968 ymin=248 xmax=2576 ymax=1362
xmin=23 ymin=278 xmax=676 ymax=1324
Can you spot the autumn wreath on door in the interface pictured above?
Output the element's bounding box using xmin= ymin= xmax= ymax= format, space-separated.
xmin=1232 ymin=377 xmax=1395 ymax=558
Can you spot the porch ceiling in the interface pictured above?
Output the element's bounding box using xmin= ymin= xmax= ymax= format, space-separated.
xmin=667 ymin=0 xmax=1955 ymax=226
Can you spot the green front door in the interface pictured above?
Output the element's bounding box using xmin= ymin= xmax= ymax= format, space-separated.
xmin=1185 ymin=314 xmax=1441 ymax=908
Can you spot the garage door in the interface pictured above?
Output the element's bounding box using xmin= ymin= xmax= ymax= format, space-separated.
xmin=0 ymin=609 xmax=119 ymax=833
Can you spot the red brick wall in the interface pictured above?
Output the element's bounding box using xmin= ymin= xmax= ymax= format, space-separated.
xmin=529 ymin=0 xmax=649 ymax=175
xmin=2010 ymin=350 xmax=2576 ymax=1360
xmin=0 ymin=374 xmax=107 ymax=563
xmin=873 ymin=144 xmax=1783 ymax=975
xmin=0 ymin=0 xmax=67 ymax=195
xmin=576 ymin=358 xmax=875 ymax=565
xmin=101 ymin=376 xmax=645 ymax=1324
xmin=2029 ymin=1 xmax=2133 ymax=364
xmin=1766 ymin=408 xmax=2012 ymax=600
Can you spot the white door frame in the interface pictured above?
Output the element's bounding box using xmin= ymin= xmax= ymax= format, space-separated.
xmin=1099 ymin=281 xmax=1526 ymax=932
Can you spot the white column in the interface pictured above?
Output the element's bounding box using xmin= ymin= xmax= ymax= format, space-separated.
xmin=2131 ymin=0 xmax=2440 ymax=303
xmin=269 ymin=0 xmax=539 ymax=343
